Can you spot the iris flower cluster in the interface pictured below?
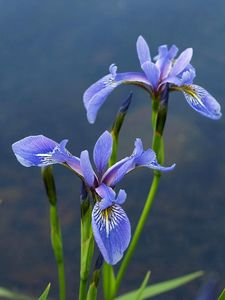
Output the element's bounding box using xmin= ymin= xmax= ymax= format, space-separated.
xmin=12 ymin=131 xmax=175 ymax=264
xmin=83 ymin=35 xmax=221 ymax=123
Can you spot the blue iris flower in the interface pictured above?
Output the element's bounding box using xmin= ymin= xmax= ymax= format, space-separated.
xmin=83 ymin=35 xmax=221 ymax=123
xmin=12 ymin=131 xmax=175 ymax=265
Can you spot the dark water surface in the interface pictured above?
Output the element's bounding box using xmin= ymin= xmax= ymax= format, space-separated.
xmin=0 ymin=0 xmax=225 ymax=299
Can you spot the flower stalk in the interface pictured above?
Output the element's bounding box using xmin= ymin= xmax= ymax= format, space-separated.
xmin=79 ymin=184 xmax=95 ymax=300
xmin=41 ymin=166 xmax=66 ymax=300
xmin=112 ymin=94 xmax=167 ymax=298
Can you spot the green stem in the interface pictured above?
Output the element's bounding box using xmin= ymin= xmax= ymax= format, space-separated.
xmin=79 ymin=186 xmax=95 ymax=300
xmin=42 ymin=166 xmax=66 ymax=300
xmin=113 ymin=173 xmax=161 ymax=298
xmin=112 ymin=95 xmax=167 ymax=298
xmin=50 ymin=204 xmax=66 ymax=300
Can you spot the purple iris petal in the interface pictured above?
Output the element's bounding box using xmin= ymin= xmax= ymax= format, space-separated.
xmin=170 ymin=48 xmax=193 ymax=77
xmin=92 ymin=202 xmax=131 ymax=265
xmin=155 ymin=45 xmax=179 ymax=80
xmin=80 ymin=150 xmax=96 ymax=187
xmin=102 ymin=157 xmax=135 ymax=187
xmin=136 ymin=35 xmax=151 ymax=66
xmin=102 ymin=138 xmax=175 ymax=187
xmin=96 ymin=183 xmax=127 ymax=207
xmin=141 ymin=61 xmax=160 ymax=90
xmin=83 ymin=69 xmax=150 ymax=124
xmin=114 ymin=189 xmax=127 ymax=205
xmin=96 ymin=183 xmax=116 ymax=204
xmin=148 ymin=160 xmax=176 ymax=172
xmin=12 ymin=135 xmax=68 ymax=167
xmin=93 ymin=131 xmax=112 ymax=176
xmin=178 ymin=64 xmax=196 ymax=85
xmin=181 ymin=84 xmax=222 ymax=120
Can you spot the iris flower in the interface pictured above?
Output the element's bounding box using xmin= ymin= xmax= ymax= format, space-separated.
xmin=12 ymin=131 xmax=175 ymax=264
xmin=83 ymin=35 xmax=221 ymax=123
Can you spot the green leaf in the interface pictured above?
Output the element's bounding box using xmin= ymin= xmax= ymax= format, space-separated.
xmin=218 ymin=288 xmax=225 ymax=300
xmin=0 ymin=287 xmax=33 ymax=300
xmin=38 ymin=283 xmax=51 ymax=300
xmin=115 ymin=271 xmax=203 ymax=300
xmin=135 ymin=271 xmax=151 ymax=300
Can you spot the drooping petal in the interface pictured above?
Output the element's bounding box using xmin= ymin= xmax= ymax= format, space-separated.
xmin=93 ymin=131 xmax=112 ymax=176
xmin=102 ymin=138 xmax=175 ymax=187
xmin=83 ymin=69 xmax=150 ymax=124
xmin=12 ymin=135 xmax=79 ymax=169
xmin=102 ymin=156 xmax=135 ymax=187
xmin=170 ymin=48 xmax=193 ymax=77
xmin=181 ymin=84 xmax=222 ymax=120
xmin=141 ymin=61 xmax=160 ymax=90
xmin=147 ymin=160 xmax=176 ymax=172
xmin=80 ymin=150 xmax=96 ymax=187
xmin=92 ymin=202 xmax=131 ymax=265
xmin=136 ymin=35 xmax=151 ymax=66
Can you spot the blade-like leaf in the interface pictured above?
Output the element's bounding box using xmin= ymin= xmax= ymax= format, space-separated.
xmin=135 ymin=271 xmax=151 ymax=300
xmin=115 ymin=271 xmax=203 ymax=300
xmin=38 ymin=283 xmax=51 ymax=300
xmin=218 ymin=288 xmax=225 ymax=300
xmin=0 ymin=287 xmax=33 ymax=300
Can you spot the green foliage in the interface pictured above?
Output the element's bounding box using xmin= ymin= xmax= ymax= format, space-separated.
xmin=0 ymin=287 xmax=33 ymax=300
xmin=218 ymin=288 xmax=225 ymax=300
xmin=38 ymin=283 xmax=51 ymax=300
xmin=135 ymin=271 xmax=151 ymax=300
xmin=115 ymin=271 xmax=203 ymax=300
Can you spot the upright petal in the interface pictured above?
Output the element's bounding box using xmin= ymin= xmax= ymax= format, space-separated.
xmin=93 ymin=131 xmax=112 ymax=176
xmin=155 ymin=45 xmax=179 ymax=80
xmin=141 ymin=61 xmax=160 ymax=90
xmin=83 ymin=68 xmax=150 ymax=123
xmin=12 ymin=135 xmax=76 ymax=168
xmin=92 ymin=202 xmax=131 ymax=265
xmin=170 ymin=48 xmax=193 ymax=77
xmin=136 ymin=35 xmax=151 ymax=66
xmin=80 ymin=150 xmax=96 ymax=187
xmin=95 ymin=183 xmax=127 ymax=207
xmin=181 ymin=84 xmax=222 ymax=120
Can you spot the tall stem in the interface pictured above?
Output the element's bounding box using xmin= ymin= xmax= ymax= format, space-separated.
xmin=112 ymin=95 xmax=167 ymax=298
xmin=79 ymin=184 xmax=95 ymax=300
xmin=113 ymin=173 xmax=161 ymax=297
xmin=50 ymin=204 xmax=66 ymax=300
xmin=42 ymin=166 xmax=66 ymax=300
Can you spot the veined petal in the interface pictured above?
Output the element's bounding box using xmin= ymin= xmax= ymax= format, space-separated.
xmin=12 ymin=135 xmax=77 ymax=168
xmin=102 ymin=156 xmax=135 ymax=187
xmin=141 ymin=61 xmax=160 ymax=90
xmin=80 ymin=150 xmax=96 ymax=187
xmin=148 ymin=160 xmax=176 ymax=172
xmin=170 ymin=48 xmax=193 ymax=77
xmin=102 ymin=138 xmax=175 ymax=186
xmin=181 ymin=84 xmax=222 ymax=120
xmin=93 ymin=131 xmax=112 ymax=176
xmin=83 ymin=70 xmax=150 ymax=124
xmin=92 ymin=202 xmax=131 ymax=265
xmin=136 ymin=35 xmax=151 ymax=66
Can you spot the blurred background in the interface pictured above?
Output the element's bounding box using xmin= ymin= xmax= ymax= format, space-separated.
xmin=0 ymin=0 xmax=225 ymax=299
